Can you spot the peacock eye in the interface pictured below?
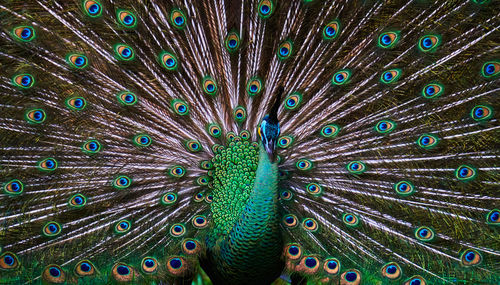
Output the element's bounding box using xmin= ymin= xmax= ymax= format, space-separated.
xmin=114 ymin=44 xmax=135 ymax=61
xmin=418 ymin=35 xmax=440 ymax=52
xmin=380 ymin=69 xmax=401 ymax=84
xmin=112 ymin=175 xmax=131 ymax=189
xmin=378 ymin=31 xmax=399 ymax=48
xmin=455 ymin=165 xmax=476 ymax=181
xmin=43 ymin=221 xmax=62 ymax=237
xmin=140 ymin=257 xmax=158 ymax=274
xmin=117 ymin=91 xmax=137 ymax=106
xmin=323 ymin=258 xmax=340 ymax=275
xmin=277 ymin=135 xmax=293 ymax=148
xmin=234 ymin=106 xmax=247 ymax=123
xmin=277 ymin=40 xmax=293 ymax=60
xmin=133 ymin=134 xmax=152 ymax=147
xmin=306 ymin=183 xmax=322 ymax=196
xmin=285 ymin=243 xmax=302 ymax=260
xmin=258 ymin=0 xmax=274 ymax=18
xmin=82 ymin=139 xmax=101 ymax=154
xmin=247 ymin=77 xmax=263 ymax=96
xmin=166 ymin=256 xmax=186 ymax=275
xmin=170 ymin=223 xmax=186 ymax=237
xmin=182 ymin=239 xmax=201 ymax=255
xmin=202 ymin=76 xmax=217 ymax=96
xmin=341 ymin=269 xmax=362 ymax=284
xmin=302 ymin=218 xmax=318 ymax=232
xmin=83 ymin=0 xmax=102 ymax=17
xmin=12 ymin=26 xmax=36 ymax=42
xmin=283 ymin=214 xmax=298 ymax=227
xmin=296 ymin=159 xmax=313 ymax=171
xmin=168 ymin=165 xmax=186 ymax=178
xmin=159 ymin=51 xmax=178 ymax=70
xmin=75 ymin=260 xmax=96 ymax=276
xmin=415 ymin=226 xmax=435 ymax=242
xmin=320 ymin=124 xmax=341 ymax=138
xmin=170 ymin=9 xmax=187 ymax=29
xmin=374 ymin=120 xmax=396 ymax=134
xmin=183 ymin=139 xmax=202 ymax=152
xmin=481 ymin=61 xmax=499 ymax=78
xmin=239 ymin=130 xmax=251 ymax=141
xmin=394 ymin=181 xmax=415 ymax=196
xmin=323 ymin=20 xmax=340 ymax=40
xmin=68 ymin=194 xmax=87 ymax=208
xmin=284 ymin=92 xmax=302 ymax=110
xmin=207 ymin=122 xmax=222 ymax=138
xmin=3 ymin=179 xmax=24 ymax=195
xmin=381 ymin=262 xmax=402 ymax=280
xmin=486 ymin=209 xmax=500 ymax=225
xmin=171 ymin=99 xmax=189 ymax=116
xmin=112 ymin=263 xmax=133 ymax=279
xmin=38 ymin=158 xmax=58 ymax=171
xmin=161 ymin=192 xmax=177 ymax=205
xmin=332 ymin=70 xmax=351 ymax=85
xmin=192 ymin=215 xmax=208 ymax=228
xmin=342 ymin=213 xmax=360 ymax=227
xmin=43 ymin=264 xmax=66 ymax=283
xmin=67 ymin=54 xmax=88 ymax=69
xmin=225 ymin=31 xmax=241 ymax=52
xmin=117 ymin=10 xmax=137 ymax=28
xmin=471 ymin=105 xmax=493 ymax=121
xmin=460 ymin=249 xmax=482 ymax=266
xmin=0 ymin=252 xmax=20 ymax=270
xmin=13 ymin=73 xmax=35 ymax=88
xmin=346 ymin=161 xmax=366 ymax=174
xmin=421 ymin=83 xmax=444 ymax=99
xmin=416 ymin=134 xmax=439 ymax=149
xmin=403 ymin=275 xmax=426 ymax=285
xmin=115 ymin=220 xmax=131 ymax=234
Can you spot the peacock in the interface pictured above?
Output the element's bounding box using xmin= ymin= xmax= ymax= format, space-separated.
xmin=0 ymin=0 xmax=499 ymax=284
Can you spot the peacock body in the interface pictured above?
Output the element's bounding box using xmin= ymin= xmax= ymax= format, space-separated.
xmin=0 ymin=0 xmax=499 ymax=284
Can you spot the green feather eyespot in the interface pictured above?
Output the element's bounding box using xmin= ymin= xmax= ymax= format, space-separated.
xmin=277 ymin=136 xmax=293 ymax=149
xmin=240 ymin=130 xmax=251 ymax=141
xmin=114 ymin=44 xmax=135 ymax=61
xmin=68 ymin=194 xmax=87 ymax=208
xmin=394 ymin=181 xmax=415 ymax=196
xmin=285 ymin=243 xmax=302 ymax=260
xmin=202 ymin=76 xmax=217 ymax=96
xmin=320 ymin=124 xmax=340 ymax=138
xmin=284 ymin=92 xmax=302 ymax=110
xmin=115 ymin=220 xmax=131 ymax=234
xmin=416 ymin=134 xmax=439 ymax=149
xmin=381 ymin=262 xmax=402 ymax=280
xmin=66 ymin=97 xmax=87 ymax=111
xmin=481 ymin=61 xmax=499 ymax=78
xmin=323 ymin=20 xmax=340 ymax=40
xmin=82 ymin=0 xmax=102 ymax=17
xmin=166 ymin=256 xmax=186 ymax=276
xmin=323 ymin=258 xmax=340 ymax=275
xmin=455 ymin=165 xmax=476 ymax=181
xmin=207 ymin=123 xmax=222 ymax=138
xmin=280 ymin=190 xmax=293 ymax=201
xmin=12 ymin=26 xmax=36 ymax=42
xmin=247 ymin=77 xmax=263 ymax=96
xmin=74 ymin=260 xmax=96 ymax=277
xmin=346 ymin=161 xmax=366 ymax=174
xmin=422 ymin=83 xmax=444 ymax=99
xmin=233 ymin=106 xmax=247 ymax=123
xmin=184 ymin=139 xmax=202 ymax=152
xmin=116 ymin=10 xmax=137 ymax=28
xmin=171 ymin=99 xmax=189 ymax=116
xmin=0 ymin=252 xmax=20 ymax=270
xmin=300 ymin=256 xmax=320 ymax=272
xmin=12 ymin=73 xmax=34 ymax=89
xmin=66 ymin=54 xmax=89 ymax=69
xmin=112 ymin=175 xmax=132 ymax=189
xmin=380 ymin=69 xmax=401 ymax=84
xmin=258 ymin=0 xmax=274 ymax=18
xmin=225 ymin=31 xmax=240 ymax=52
xmin=42 ymin=221 xmax=62 ymax=237
xmin=196 ymin=176 xmax=209 ymax=186
xmin=471 ymin=105 xmax=493 ymax=121
xmin=194 ymin=192 xmax=204 ymax=202
xmin=486 ymin=209 xmax=500 ymax=225
xmin=141 ymin=257 xmax=158 ymax=274
xmin=226 ymin=131 xmax=236 ymax=142
xmin=277 ymin=40 xmax=293 ymax=60
xmin=168 ymin=165 xmax=186 ymax=178
xmin=25 ymin=108 xmax=46 ymax=124
xmin=117 ymin=91 xmax=137 ymax=106
xmin=205 ymin=193 xmax=213 ymax=203
xmin=418 ymin=35 xmax=440 ymax=52
xmin=302 ymin=218 xmax=318 ymax=232
xmin=38 ymin=158 xmax=58 ymax=172
xmin=403 ymin=276 xmax=426 ymax=285
xmin=170 ymin=9 xmax=187 ymax=29
xmin=199 ymin=160 xmax=213 ymax=170
xmin=111 ymin=263 xmax=135 ymax=281
xmin=296 ymin=159 xmax=313 ymax=171
xmin=306 ymin=183 xmax=322 ymax=196
xmin=332 ymin=70 xmax=351 ymax=85
xmin=374 ymin=120 xmax=396 ymax=134
xmin=192 ymin=215 xmax=208 ymax=228
xmin=82 ymin=139 xmax=101 ymax=154
xmin=133 ymin=134 xmax=152 ymax=147
xmin=341 ymin=269 xmax=361 ymax=284
xmin=182 ymin=239 xmax=201 ymax=255
xmin=3 ymin=179 xmax=24 ymax=195
xmin=415 ymin=226 xmax=435 ymax=242
xmin=159 ymin=51 xmax=178 ymax=70
xmin=283 ymin=214 xmax=298 ymax=228
xmin=378 ymin=31 xmax=399 ymax=48
xmin=161 ymin=192 xmax=177 ymax=205
xmin=342 ymin=213 xmax=360 ymax=227
xmin=42 ymin=264 xmax=66 ymax=283
xmin=170 ymin=223 xmax=186 ymax=237
xmin=460 ymin=249 xmax=482 ymax=266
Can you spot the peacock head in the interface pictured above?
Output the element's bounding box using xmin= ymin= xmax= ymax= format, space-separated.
xmin=258 ymin=87 xmax=283 ymax=161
